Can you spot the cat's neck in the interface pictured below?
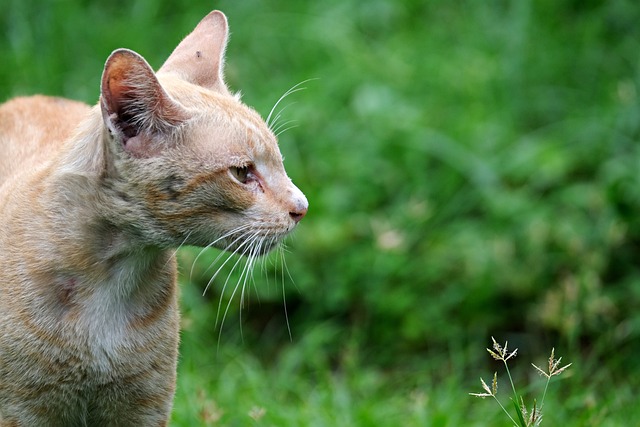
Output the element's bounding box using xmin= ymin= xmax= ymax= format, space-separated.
xmin=27 ymin=108 xmax=176 ymax=313
xmin=56 ymin=105 xmax=107 ymax=178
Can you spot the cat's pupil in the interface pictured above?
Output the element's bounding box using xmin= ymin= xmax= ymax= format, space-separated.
xmin=230 ymin=166 xmax=249 ymax=183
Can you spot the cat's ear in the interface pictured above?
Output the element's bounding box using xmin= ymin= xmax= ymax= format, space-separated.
xmin=100 ymin=49 xmax=188 ymax=153
xmin=158 ymin=10 xmax=230 ymax=95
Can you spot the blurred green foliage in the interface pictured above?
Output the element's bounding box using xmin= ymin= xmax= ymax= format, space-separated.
xmin=3 ymin=0 xmax=640 ymax=424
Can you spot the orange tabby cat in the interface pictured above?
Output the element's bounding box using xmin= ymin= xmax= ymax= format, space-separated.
xmin=0 ymin=10 xmax=307 ymax=426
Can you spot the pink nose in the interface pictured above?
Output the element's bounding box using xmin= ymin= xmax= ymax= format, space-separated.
xmin=289 ymin=200 xmax=308 ymax=223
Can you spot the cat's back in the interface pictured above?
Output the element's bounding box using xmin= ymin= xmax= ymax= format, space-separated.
xmin=0 ymin=95 xmax=90 ymax=183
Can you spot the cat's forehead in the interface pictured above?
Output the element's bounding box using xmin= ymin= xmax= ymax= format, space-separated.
xmin=157 ymin=75 xmax=281 ymax=155
xmin=166 ymin=88 xmax=280 ymax=163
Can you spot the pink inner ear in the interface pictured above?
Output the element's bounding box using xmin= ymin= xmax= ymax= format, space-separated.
xmin=158 ymin=10 xmax=230 ymax=94
xmin=123 ymin=135 xmax=144 ymax=154
xmin=122 ymin=134 xmax=165 ymax=158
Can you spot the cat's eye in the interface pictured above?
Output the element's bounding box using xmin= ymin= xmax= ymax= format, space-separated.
xmin=229 ymin=165 xmax=250 ymax=184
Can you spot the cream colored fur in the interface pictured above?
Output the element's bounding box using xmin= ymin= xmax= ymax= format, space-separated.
xmin=0 ymin=11 xmax=307 ymax=426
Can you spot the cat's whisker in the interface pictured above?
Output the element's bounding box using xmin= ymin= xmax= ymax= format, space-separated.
xmin=240 ymin=234 xmax=263 ymax=307
xmin=235 ymin=232 xmax=268 ymax=339
xmin=247 ymin=250 xmax=262 ymax=305
xmin=204 ymin=229 xmax=256 ymax=296
xmin=237 ymin=249 xmax=259 ymax=342
xmin=189 ymin=224 xmax=252 ymax=281
xmin=248 ymin=236 xmax=264 ymax=285
xmin=215 ymin=232 xmax=262 ymax=348
xmin=276 ymin=124 xmax=299 ymax=138
xmin=277 ymin=240 xmax=301 ymax=300
xmin=272 ymin=119 xmax=298 ymax=137
xmin=279 ymin=244 xmax=293 ymax=341
xmin=162 ymin=230 xmax=194 ymax=271
xmin=257 ymin=239 xmax=273 ymax=294
xmin=244 ymin=235 xmax=268 ymax=308
xmin=200 ymin=244 xmax=238 ymax=282
xmin=268 ymin=102 xmax=297 ymax=134
xmin=213 ymin=230 xmax=261 ymax=327
xmin=269 ymin=111 xmax=284 ymax=131
xmin=265 ymin=79 xmax=317 ymax=129
xmin=198 ymin=225 xmax=254 ymax=280
xmin=204 ymin=227 xmax=299 ymax=349
xmin=254 ymin=237 xmax=269 ymax=286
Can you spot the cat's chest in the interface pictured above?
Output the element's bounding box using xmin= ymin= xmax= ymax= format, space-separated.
xmin=40 ymin=267 xmax=179 ymax=373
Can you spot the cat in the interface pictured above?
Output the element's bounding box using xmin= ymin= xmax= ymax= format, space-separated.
xmin=0 ymin=10 xmax=307 ymax=426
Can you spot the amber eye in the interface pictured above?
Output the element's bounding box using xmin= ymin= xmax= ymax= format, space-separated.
xmin=229 ymin=165 xmax=250 ymax=184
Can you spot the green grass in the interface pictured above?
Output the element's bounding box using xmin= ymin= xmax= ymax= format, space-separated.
xmin=2 ymin=0 xmax=640 ymax=425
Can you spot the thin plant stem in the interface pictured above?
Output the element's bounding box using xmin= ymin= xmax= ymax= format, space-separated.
xmin=539 ymin=376 xmax=551 ymax=410
xmin=503 ymin=361 xmax=527 ymax=427
xmin=492 ymin=394 xmax=519 ymax=427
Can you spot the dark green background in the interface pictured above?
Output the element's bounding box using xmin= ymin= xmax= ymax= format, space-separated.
xmin=2 ymin=0 xmax=639 ymax=425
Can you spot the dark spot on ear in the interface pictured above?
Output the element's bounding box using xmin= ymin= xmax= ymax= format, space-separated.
xmin=196 ymin=51 xmax=202 ymax=58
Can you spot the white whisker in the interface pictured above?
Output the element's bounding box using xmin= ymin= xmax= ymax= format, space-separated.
xmin=272 ymin=119 xmax=298 ymax=136
xmin=214 ymin=230 xmax=260 ymax=328
xmin=269 ymin=103 xmax=298 ymax=134
xmin=189 ymin=224 xmax=252 ymax=281
xmin=206 ymin=229 xmax=257 ymax=296
xmin=280 ymin=245 xmax=298 ymax=293
xmin=238 ymin=233 xmax=267 ymax=340
xmin=216 ymin=232 xmax=262 ymax=348
xmin=275 ymin=124 xmax=299 ymax=137
xmin=200 ymin=227 xmax=254 ymax=281
xmin=201 ymin=225 xmax=299 ymax=351
xmin=164 ymin=230 xmax=193 ymax=270
xmin=266 ymin=79 xmax=317 ymax=130
xmin=241 ymin=234 xmax=264 ymax=307
xmin=280 ymin=245 xmax=293 ymax=341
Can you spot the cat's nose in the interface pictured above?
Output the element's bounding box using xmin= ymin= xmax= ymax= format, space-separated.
xmin=289 ymin=197 xmax=308 ymax=223
xmin=289 ymin=205 xmax=309 ymax=222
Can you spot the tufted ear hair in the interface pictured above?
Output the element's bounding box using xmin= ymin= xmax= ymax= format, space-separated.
xmin=100 ymin=48 xmax=188 ymax=156
xmin=158 ymin=10 xmax=231 ymax=95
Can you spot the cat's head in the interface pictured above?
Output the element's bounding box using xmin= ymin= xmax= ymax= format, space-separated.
xmin=97 ymin=11 xmax=307 ymax=254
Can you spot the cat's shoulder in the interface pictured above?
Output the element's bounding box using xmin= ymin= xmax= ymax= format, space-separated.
xmin=0 ymin=94 xmax=89 ymax=120
xmin=0 ymin=95 xmax=90 ymax=137
xmin=0 ymin=95 xmax=91 ymax=183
